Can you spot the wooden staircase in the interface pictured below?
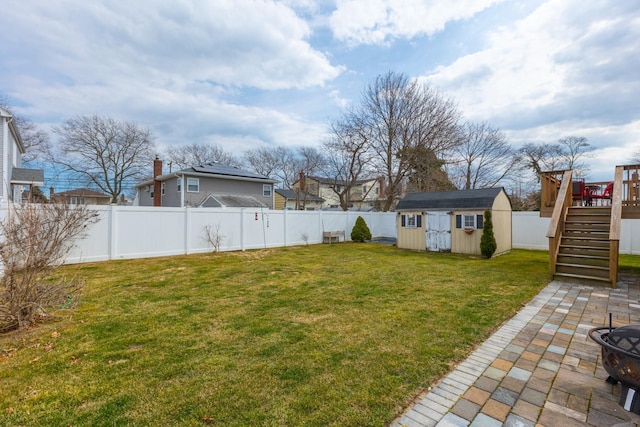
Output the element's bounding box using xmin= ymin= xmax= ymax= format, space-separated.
xmin=554 ymin=206 xmax=613 ymax=286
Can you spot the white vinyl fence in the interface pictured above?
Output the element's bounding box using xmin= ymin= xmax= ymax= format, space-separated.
xmin=511 ymin=211 xmax=640 ymax=255
xmin=1 ymin=205 xmax=639 ymax=267
xmin=49 ymin=206 xmax=398 ymax=264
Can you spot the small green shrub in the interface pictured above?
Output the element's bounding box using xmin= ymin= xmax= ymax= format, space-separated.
xmin=350 ymin=216 xmax=372 ymax=242
xmin=480 ymin=209 xmax=497 ymax=258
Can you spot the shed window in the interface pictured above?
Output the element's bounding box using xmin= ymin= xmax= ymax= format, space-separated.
xmin=177 ymin=177 xmax=181 ymax=192
xmin=455 ymin=213 xmax=484 ymax=230
xmin=401 ymin=213 xmax=422 ymax=228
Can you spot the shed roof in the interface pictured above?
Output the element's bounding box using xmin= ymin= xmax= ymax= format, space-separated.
xmin=396 ymin=187 xmax=507 ymax=211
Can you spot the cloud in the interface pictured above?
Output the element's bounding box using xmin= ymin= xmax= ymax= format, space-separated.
xmin=329 ymin=0 xmax=505 ymax=45
xmin=0 ymin=0 xmax=342 ymax=150
xmin=1 ymin=0 xmax=343 ymax=91
xmin=423 ymin=0 xmax=640 ymax=138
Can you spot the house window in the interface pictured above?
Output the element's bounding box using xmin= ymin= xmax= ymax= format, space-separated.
xmin=263 ymin=184 xmax=272 ymax=197
xmin=177 ymin=177 xmax=181 ymax=192
xmin=161 ymin=182 xmax=165 ymax=195
xmin=70 ymin=196 xmax=85 ymax=205
xmin=187 ymin=178 xmax=199 ymax=193
xmin=401 ymin=213 xmax=422 ymax=228
xmin=455 ymin=213 xmax=484 ymax=230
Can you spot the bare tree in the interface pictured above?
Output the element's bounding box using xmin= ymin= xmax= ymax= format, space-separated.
xmin=245 ymin=146 xmax=293 ymax=188
xmin=518 ymin=142 xmax=564 ymax=179
xmin=557 ymin=136 xmax=593 ymax=176
xmin=203 ymin=224 xmax=225 ymax=253
xmin=322 ymin=113 xmax=373 ymax=210
xmin=53 ymin=115 xmax=155 ymax=203
xmin=164 ymin=142 xmax=241 ymax=170
xmin=0 ymin=94 xmax=51 ymax=165
xmin=633 ymin=148 xmax=640 ymax=164
xmin=0 ymin=202 xmax=99 ymax=332
xmin=452 ymin=122 xmax=519 ymax=189
xmin=244 ymin=146 xmax=326 ymax=190
xmin=519 ymin=136 xmax=593 ymax=180
xmin=360 ymin=71 xmax=461 ymax=211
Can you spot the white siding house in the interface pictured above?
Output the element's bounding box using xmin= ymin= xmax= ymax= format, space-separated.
xmin=0 ymin=108 xmax=44 ymax=202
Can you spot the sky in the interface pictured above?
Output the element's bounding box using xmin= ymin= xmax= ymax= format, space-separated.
xmin=1 ymin=0 xmax=639 ymax=185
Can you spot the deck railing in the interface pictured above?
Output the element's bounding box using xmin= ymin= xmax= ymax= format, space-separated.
xmin=545 ymin=170 xmax=572 ymax=277
xmin=621 ymin=164 xmax=640 ymax=218
xmin=540 ymin=170 xmax=565 ymax=217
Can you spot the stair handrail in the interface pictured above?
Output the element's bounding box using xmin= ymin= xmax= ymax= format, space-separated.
xmin=609 ymin=166 xmax=623 ymax=285
xmin=546 ymin=170 xmax=572 ymax=277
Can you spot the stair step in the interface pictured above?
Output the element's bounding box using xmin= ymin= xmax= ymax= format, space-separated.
xmin=556 ymin=262 xmax=610 ymax=278
xmin=563 ymin=230 xmax=609 ymax=237
xmin=561 ymin=236 xmax=610 ymax=245
xmin=557 ymin=254 xmax=609 ymax=267
xmin=568 ymin=207 xmax=611 ymax=214
xmin=553 ymin=272 xmax=612 ymax=286
xmin=559 ymin=246 xmax=610 ymax=257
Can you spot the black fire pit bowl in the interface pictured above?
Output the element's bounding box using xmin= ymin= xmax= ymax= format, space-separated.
xmin=589 ymin=324 xmax=640 ymax=413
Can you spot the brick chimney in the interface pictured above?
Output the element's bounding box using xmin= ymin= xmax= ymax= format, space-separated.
xmin=153 ymin=156 xmax=162 ymax=207
xmin=49 ymin=186 xmax=54 ymax=200
xmin=299 ymin=170 xmax=306 ymax=192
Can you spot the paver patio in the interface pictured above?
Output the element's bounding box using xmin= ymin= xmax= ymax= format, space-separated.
xmin=392 ymin=274 xmax=640 ymax=427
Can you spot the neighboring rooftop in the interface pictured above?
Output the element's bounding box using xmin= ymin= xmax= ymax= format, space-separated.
xmin=11 ymin=168 xmax=44 ymax=185
xmin=200 ymin=194 xmax=268 ymax=208
xmin=52 ymin=188 xmax=111 ymax=198
xmin=275 ymin=188 xmax=324 ymax=202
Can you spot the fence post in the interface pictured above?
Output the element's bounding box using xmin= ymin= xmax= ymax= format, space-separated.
xmin=283 ymin=209 xmax=288 ymax=247
xmin=240 ymin=208 xmax=245 ymax=251
xmin=185 ymin=207 xmax=191 ymax=255
xmin=109 ymin=205 xmax=117 ymax=260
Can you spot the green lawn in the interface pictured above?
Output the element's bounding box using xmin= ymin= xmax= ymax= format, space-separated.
xmin=0 ymin=245 xmax=557 ymax=426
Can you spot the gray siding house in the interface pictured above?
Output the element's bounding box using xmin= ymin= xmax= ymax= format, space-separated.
xmin=135 ymin=158 xmax=277 ymax=208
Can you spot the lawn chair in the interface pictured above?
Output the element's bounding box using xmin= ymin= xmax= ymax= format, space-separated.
xmin=572 ymin=180 xmax=586 ymax=206
xmin=590 ymin=182 xmax=614 ymax=205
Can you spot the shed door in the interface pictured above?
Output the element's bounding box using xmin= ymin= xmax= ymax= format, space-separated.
xmin=426 ymin=211 xmax=451 ymax=252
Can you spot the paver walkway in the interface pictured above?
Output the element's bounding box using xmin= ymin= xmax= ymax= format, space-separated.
xmin=392 ymin=275 xmax=640 ymax=427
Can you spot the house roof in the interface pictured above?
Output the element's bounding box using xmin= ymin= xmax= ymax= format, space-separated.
xmin=396 ymin=187 xmax=507 ymax=211
xmin=275 ymin=188 xmax=324 ymax=202
xmin=200 ymin=194 xmax=268 ymax=208
xmin=11 ymin=168 xmax=44 ymax=185
xmin=1 ymin=108 xmax=25 ymax=153
xmin=179 ymin=163 xmax=275 ymax=182
xmin=53 ymin=188 xmax=111 ymax=198
xmin=304 ymin=175 xmax=379 ymax=186
xmin=139 ymin=162 xmax=277 ymax=186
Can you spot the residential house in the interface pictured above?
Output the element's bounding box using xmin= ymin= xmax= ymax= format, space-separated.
xmin=274 ymin=188 xmax=324 ymax=210
xmin=50 ymin=188 xmax=112 ymax=205
xmin=293 ymin=173 xmax=384 ymax=210
xmin=396 ymin=187 xmax=512 ymax=255
xmin=135 ymin=157 xmax=277 ymax=208
xmin=0 ymin=108 xmax=44 ymax=202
